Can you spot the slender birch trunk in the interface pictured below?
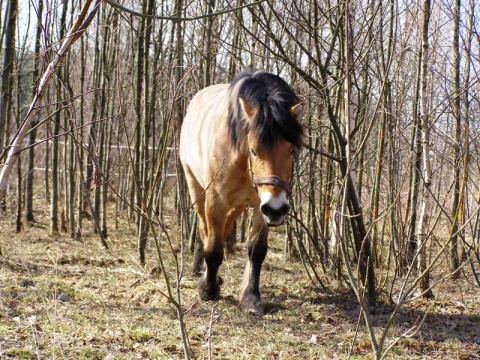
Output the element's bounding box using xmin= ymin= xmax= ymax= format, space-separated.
xmin=448 ymin=0 xmax=461 ymax=275
xmin=25 ymin=0 xmax=44 ymax=223
xmin=416 ymin=0 xmax=433 ymax=298
xmin=50 ymin=0 xmax=70 ymax=234
xmin=343 ymin=1 xmax=376 ymax=303
xmin=0 ymin=0 xmax=17 ymax=211
xmin=459 ymin=0 xmax=474 ymax=262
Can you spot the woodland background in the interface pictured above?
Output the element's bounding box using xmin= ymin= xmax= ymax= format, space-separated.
xmin=1 ymin=0 xmax=480 ymax=358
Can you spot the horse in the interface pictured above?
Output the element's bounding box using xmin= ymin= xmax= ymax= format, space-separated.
xmin=179 ymin=69 xmax=304 ymax=315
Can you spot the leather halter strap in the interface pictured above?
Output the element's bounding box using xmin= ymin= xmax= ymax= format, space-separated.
xmin=252 ymin=175 xmax=292 ymax=196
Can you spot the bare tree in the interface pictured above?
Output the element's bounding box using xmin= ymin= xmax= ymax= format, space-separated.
xmin=448 ymin=0 xmax=461 ymax=275
xmin=25 ymin=0 xmax=44 ymax=223
xmin=0 ymin=0 xmax=100 ymax=217
xmin=416 ymin=0 xmax=434 ymax=298
xmin=0 ymin=0 xmax=18 ymax=211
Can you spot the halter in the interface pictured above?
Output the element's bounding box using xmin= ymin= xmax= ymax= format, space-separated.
xmin=252 ymin=175 xmax=292 ymax=196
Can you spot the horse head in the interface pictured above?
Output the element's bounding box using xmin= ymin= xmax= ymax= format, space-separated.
xmin=241 ymin=97 xmax=304 ymax=226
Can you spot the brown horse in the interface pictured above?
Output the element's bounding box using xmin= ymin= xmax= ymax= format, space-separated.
xmin=179 ymin=70 xmax=304 ymax=315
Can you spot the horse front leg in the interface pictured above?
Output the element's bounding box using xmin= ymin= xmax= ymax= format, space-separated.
xmin=198 ymin=205 xmax=245 ymax=300
xmin=239 ymin=208 xmax=269 ymax=315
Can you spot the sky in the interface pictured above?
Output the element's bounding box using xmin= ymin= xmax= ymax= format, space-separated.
xmin=16 ymin=0 xmax=38 ymax=49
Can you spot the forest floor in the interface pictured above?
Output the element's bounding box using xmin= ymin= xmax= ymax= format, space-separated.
xmin=1 ymin=206 xmax=480 ymax=360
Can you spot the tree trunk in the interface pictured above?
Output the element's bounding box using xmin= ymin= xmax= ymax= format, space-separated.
xmin=135 ymin=0 xmax=147 ymax=266
xmin=0 ymin=0 xmax=17 ymax=211
xmin=50 ymin=0 xmax=70 ymax=235
xmin=459 ymin=0 xmax=474 ymax=262
xmin=416 ymin=0 xmax=434 ymax=298
xmin=448 ymin=0 xmax=461 ymax=276
xmin=76 ymin=36 xmax=86 ymax=240
xmin=25 ymin=0 xmax=44 ymax=223
xmin=403 ymin=39 xmax=423 ymax=272
xmin=343 ymin=2 xmax=376 ymax=304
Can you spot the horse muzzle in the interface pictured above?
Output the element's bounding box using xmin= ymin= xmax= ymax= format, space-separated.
xmin=261 ymin=203 xmax=290 ymax=226
xmin=258 ymin=188 xmax=291 ymax=226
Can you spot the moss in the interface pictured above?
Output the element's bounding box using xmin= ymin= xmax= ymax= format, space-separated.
xmin=128 ymin=327 xmax=153 ymax=342
xmin=78 ymin=347 xmax=106 ymax=360
xmin=4 ymin=348 xmax=35 ymax=359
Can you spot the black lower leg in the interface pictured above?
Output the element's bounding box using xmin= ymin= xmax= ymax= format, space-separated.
xmin=239 ymin=227 xmax=268 ymax=315
xmin=192 ymin=238 xmax=204 ymax=276
xmin=198 ymin=241 xmax=224 ymax=301
xmin=245 ymin=238 xmax=268 ymax=295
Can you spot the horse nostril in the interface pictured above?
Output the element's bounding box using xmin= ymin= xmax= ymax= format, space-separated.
xmin=261 ymin=203 xmax=291 ymax=218
xmin=260 ymin=203 xmax=270 ymax=216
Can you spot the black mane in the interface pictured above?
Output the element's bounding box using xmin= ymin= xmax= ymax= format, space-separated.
xmin=227 ymin=70 xmax=303 ymax=150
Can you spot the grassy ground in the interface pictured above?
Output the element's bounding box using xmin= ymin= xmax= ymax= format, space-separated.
xmin=1 ymin=207 xmax=480 ymax=359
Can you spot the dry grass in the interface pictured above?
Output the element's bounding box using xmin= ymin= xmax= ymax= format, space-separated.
xmin=1 ymin=205 xmax=480 ymax=360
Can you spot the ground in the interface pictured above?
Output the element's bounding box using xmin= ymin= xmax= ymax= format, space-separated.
xmin=1 ymin=208 xmax=480 ymax=359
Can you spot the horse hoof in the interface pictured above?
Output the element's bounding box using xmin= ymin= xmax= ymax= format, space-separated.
xmin=239 ymin=294 xmax=265 ymax=316
xmin=198 ymin=277 xmax=221 ymax=301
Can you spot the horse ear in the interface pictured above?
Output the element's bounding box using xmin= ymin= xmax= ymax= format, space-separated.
xmin=239 ymin=96 xmax=256 ymax=120
xmin=291 ymin=102 xmax=304 ymax=122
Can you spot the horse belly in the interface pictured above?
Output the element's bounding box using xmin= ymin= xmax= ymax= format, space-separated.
xmin=179 ymin=123 xmax=207 ymax=189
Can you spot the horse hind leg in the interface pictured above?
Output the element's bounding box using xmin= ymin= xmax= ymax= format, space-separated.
xmin=198 ymin=204 xmax=246 ymax=301
xmin=225 ymin=222 xmax=236 ymax=258
xmin=239 ymin=207 xmax=269 ymax=316
xmin=192 ymin=209 xmax=224 ymax=301
xmin=197 ymin=194 xmax=230 ymax=301
xmin=182 ymin=166 xmax=214 ymax=278
xmin=198 ymin=236 xmax=224 ymax=301
xmin=223 ymin=206 xmax=246 ymax=258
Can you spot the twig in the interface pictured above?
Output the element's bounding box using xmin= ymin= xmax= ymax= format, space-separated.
xmin=29 ymin=321 xmax=41 ymax=360
xmin=347 ymin=309 xmax=363 ymax=359
xmin=186 ymin=158 xmax=225 ymax=212
xmin=103 ymin=0 xmax=266 ymax=22
xmin=208 ymin=302 xmax=218 ymax=360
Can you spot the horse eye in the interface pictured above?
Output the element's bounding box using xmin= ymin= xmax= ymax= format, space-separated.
xmin=250 ymin=148 xmax=257 ymax=157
